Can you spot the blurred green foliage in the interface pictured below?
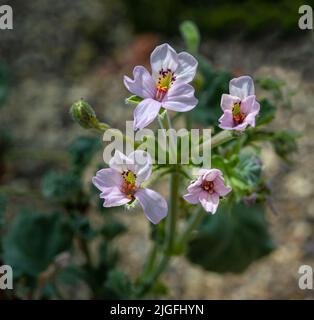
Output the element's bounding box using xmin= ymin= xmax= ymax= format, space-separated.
xmin=1 ymin=136 xmax=130 ymax=299
xmin=0 ymin=62 xmax=9 ymax=107
xmin=3 ymin=211 xmax=73 ymax=278
xmin=122 ymin=0 xmax=305 ymax=37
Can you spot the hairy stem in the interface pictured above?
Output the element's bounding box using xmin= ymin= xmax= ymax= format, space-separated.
xmin=165 ymin=171 xmax=179 ymax=254
xmin=141 ymin=244 xmax=158 ymax=278
xmin=135 ymin=253 xmax=169 ymax=298
xmin=203 ymin=130 xmax=234 ymax=150
xmin=176 ymin=206 xmax=204 ymax=247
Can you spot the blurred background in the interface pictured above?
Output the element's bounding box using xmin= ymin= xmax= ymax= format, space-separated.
xmin=0 ymin=0 xmax=314 ymax=299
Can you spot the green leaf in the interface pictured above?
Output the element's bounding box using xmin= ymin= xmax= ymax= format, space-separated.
xmin=187 ymin=202 xmax=275 ymax=273
xmin=70 ymin=216 xmax=97 ymax=241
xmin=180 ymin=20 xmax=200 ymax=54
xmin=125 ymin=95 xmax=143 ymax=106
xmin=42 ymin=170 xmax=88 ymax=209
xmin=3 ymin=211 xmax=73 ymax=278
xmin=234 ymin=151 xmax=262 ymax=187
xmin=104 ymin=270 xmax=133 ymax=299
xmin=272 ymin=130 xmax=300 ymax=162
xmin=101 ymin=221 xmax=126 ymax=241
xmin=256 ymin=98 xmax=276 ymax=126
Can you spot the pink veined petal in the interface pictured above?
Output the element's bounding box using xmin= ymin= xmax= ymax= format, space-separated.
xmin=123 ymin=66 xmax=156 ymax=99
xmin=233 ymin=121 xmax=250 ymax=131
xmin=199 ymin=191 xmax=214 ymax=213
xmin=135 ymin=188 xmax=168 ymax=224
xmin=162 ymin=83 xmax=198 ymax=112
xmin=133 ymin=98 xmax=161 ymax=130
xmin=214 ymin=176 xmax=232 ymax=197
xmin=128 ymin=150 xmax=152 ymax=184
xmin=240 ymin=95 xmax=256 ymax=114
xmin=251 ymin=100 xmax=260 ymax=113
xmin=220 ymin=94 xmax=240 ymax=111
xmin=203 ymin=169 xmax=223 ymax=182
xmin=100 ymin=186 xmax=130 ymax=207
xmin=229 ymin=76 xmax=255 ymax=100
xmin=150 ymin=43 xmax=179 ymax=80
xmin=92 ymin=168 xmax=122 ymax=192
xmin=183 ymin=192 xmax=201 ymax=204
xmin=109 ymin=150 xmax=135 ymax=173
xmin=199 ymin=192 xmax=220 ymax=214
xmin=209 ymin=193 xmax=220 ymax=214
xmin=244 ymin=111 xmax=259 ymax=128
xmin=175 ymin=52 xmax=198 ymax=84
xmin=197 ymin=168 xmax=211 ymax=176
xmin=218 ymin=110 xmax=235 ymax=130
xmin=187 ymin=177 xmax=203 ymax=193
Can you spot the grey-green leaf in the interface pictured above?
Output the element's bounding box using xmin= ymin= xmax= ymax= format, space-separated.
xmin=3 ymin=211 xmax=73 ymax=278
xmin=187 ymin=202 xmax=275 ymax=273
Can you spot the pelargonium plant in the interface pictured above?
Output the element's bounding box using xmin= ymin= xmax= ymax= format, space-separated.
xmin=68 ymin=22 xmax=298 ymax=298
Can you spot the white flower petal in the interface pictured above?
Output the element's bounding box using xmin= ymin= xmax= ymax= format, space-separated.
xmin=229 ymin=76 xmax=255 ymax=99
xmin=175 ymin=52 xmax=198 ymax=84
xmin=92 ymin=168 xmax=122 ymax=191
xmin=183 ymin=192 xmax=200 ymax=204
xmin=162 ymin=83 xmax=198 ymax=112
xmin=109 ymin=150 xmax=134 ymax=173
xmin=100 ymin=186 xmax=130 ymax=207
xmin=150 ymin=43 xmax=178 ymax=80
xmin=124 ymin=66 xmax=156 ymax=99
xmin=135 ymin=188 xmax=168 ymax=224
xmin=133 ymin=98 xmax=161 ymax=130
xmin=221 ymin=94 xmax=240 ymax=111
xmin=128 ymin=150 xmax=152 ymax=184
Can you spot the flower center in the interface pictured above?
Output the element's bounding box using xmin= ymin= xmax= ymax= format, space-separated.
xmin=121 ymin=170 xmax=137 ymax=199
xmin=202 ymin=180 xmax=214 ymax=193
xmin=232 ymin=102 xmax=246 ymax=124
xmin=155 ymin=68 xmax=176 ymax=101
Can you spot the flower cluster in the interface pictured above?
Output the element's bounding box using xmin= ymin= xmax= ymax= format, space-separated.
xmin=92 ymin=44 xmax=260 ymax=223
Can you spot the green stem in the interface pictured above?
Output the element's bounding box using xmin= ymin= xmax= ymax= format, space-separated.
xmin=211 ymin=130 xmax=234 ymax=149
xmin=165 ymin=171 xmax=179 ymax=254
xmin=176 ymin=207 xmax=204 ymax=247
xmin=135 ymin=253 xmax=169 ymax=298
xmin=141 ymin=244 xmax=158 ymax=278
xmin=201 ymin=130 xmax=234 ymax=151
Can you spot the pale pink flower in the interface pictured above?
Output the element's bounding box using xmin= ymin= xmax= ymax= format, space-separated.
xmin=124 ymin=43 xmax=198 ymax=130
xmin=92 ymin=150 xmax=167 ymax=224
xmin=183 ymin=169 xmax=232 ymax=214
xmin=218 ymin=76 xmax=260 ymax=131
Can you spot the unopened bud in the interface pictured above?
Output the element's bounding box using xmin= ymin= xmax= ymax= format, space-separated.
xmin=70 ymin=99 xmax=101 ymax=129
